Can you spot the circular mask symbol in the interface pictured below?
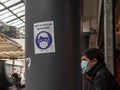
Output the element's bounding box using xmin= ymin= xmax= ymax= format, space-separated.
xmin=36 ymin=31 xmax=52 ymax=50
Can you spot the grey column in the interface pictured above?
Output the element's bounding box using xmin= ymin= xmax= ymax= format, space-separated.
xmin=25 ymin=0 xmax=82 ymax=90
xmin=104 ymin=0 xmax=114 ymax=74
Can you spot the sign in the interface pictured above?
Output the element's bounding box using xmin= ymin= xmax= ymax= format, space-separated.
xmin=34 ymin=21 xmax=55 ymax=54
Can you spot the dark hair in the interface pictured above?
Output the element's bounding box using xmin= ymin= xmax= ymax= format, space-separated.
xmin=81 ymin=48 xmax=104 ymax=64
xmin=11 ymin=73 xmax=19 ymax=79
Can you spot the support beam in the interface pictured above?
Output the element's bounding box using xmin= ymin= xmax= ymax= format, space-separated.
xmin=104 ymin=0 xmax=115 ymax=74
xmin=25 ymin=0 xmax=82 ymax=90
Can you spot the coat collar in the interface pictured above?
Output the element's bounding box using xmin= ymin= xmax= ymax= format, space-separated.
xmin=86 ymin=63 xmax=106 ymax=80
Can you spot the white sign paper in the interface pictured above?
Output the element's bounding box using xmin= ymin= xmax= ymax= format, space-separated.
xmin=34 ymin=21 xmax=55 ymax=54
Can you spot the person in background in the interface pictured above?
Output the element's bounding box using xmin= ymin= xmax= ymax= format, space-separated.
xmin=80 ymin=48 xmax=120 ymax=90
xmin=115 ymin=48 xmax=120 ymax=86
xmin=11 ymin=73 xmax=21 ymax=90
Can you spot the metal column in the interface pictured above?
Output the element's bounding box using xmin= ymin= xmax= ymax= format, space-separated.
xmin=104 ymin=0 xmax=115 ymax=74
xmin=25 ymin=0 xmax=82 ymax=90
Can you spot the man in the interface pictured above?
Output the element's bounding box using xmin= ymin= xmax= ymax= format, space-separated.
xmin=81 ymin=48 xmax=120 ymax=90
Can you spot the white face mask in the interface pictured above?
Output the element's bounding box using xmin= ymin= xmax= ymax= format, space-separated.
xmin=81 ymin=61 xmax=89 ymax=73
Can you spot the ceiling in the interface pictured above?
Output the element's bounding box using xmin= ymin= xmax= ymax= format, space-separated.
xmin=0 ymin=0 xmax=98 ymax=31
xmin=0 ymin=0 xmax=25 ymax=30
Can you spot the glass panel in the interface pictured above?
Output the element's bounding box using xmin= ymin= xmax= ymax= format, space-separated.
xmin=0 ymin=0 xmax=25 ymax=30
xmin=0 ymin=4 xmax=5 ymax=10
xmin=13 ymin=6 xmax=25 ymax=14
xmin=2 ymin=15 xmax=16 ymax=22
xmin=15 ymin=22 xmax=23 ymax=26
xmin=17 ymin=11 xmax=25 ymax=17
xmin=0 ymin=0 xmax=9 ymax=3
xmin=9 ymin=3 xmax=24 ymax=11
xmin=16 ymin=23 xmax=25 ymax=28
xmin=7 ymin=19 xmax=20 ymax=25
xmin=21 ymin=16 xmax=25 ymax=21
xmin=0 ymin=12 xmax=13 ymax=20
xmin=3 ymin=0 xmax=21 ymax=7
xmin=0 ymin=10 xmax=9 ymax=16
xmin=11 ymin=21 xmax=23 ymax=26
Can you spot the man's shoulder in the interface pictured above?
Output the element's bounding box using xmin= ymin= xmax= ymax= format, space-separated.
xmin=95 ymin=67 xmax=112 ymax=79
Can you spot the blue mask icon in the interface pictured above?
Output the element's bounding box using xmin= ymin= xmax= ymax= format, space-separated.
xmin=81 ymin=61 xmax=89 ymax=73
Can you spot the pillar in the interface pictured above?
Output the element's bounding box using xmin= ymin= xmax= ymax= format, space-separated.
xmin=25 ymin=0 xmax=82 ymax=90
xmin=104 ymin=0 xmax=115 ymax=74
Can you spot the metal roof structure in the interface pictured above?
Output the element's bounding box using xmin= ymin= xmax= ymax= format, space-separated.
xmin=0 ymin=0 xmax=25 ymax=30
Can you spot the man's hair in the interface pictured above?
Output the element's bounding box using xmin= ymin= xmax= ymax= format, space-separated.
xmin=81 ymin=48 xmax=104 ymax=64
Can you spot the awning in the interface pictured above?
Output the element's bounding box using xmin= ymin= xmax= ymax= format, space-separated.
xmin=0 ymin=33 xmax=25 ymax=59
xmin=0 ymin=51 xmax=25 ymax=59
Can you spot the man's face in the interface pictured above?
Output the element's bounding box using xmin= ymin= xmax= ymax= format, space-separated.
xmin=81 ymin=55 xmax=97 ymax=70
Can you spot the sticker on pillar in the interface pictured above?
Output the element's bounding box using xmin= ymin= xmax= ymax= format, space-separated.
xmin=34 ymin=21 xmax=55 ymax=54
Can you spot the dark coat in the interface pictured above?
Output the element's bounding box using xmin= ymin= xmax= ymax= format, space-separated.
xmin=86 ymin=63 xmax=120 ymax=90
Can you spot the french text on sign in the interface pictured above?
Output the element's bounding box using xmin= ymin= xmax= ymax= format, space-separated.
xmin=34 ymin=21 xmax=55 ymax=54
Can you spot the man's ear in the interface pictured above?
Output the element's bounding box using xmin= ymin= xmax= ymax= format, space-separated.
xmin=92 ymin=59 xmax=97 ymax=64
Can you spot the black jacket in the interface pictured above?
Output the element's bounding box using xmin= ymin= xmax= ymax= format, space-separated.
xmin=86 ymin=63 xmax=120 ymax=90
